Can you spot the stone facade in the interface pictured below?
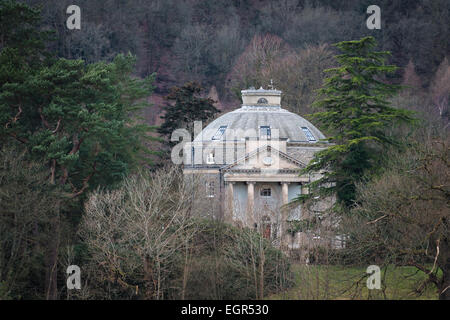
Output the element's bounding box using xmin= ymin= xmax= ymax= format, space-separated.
xmin=183 ymin=87 xmax=334 ymax=251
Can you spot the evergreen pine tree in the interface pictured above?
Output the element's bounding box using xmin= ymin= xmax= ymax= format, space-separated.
xmin=302 ymin=36 xmax=416 ymax=207
xmin=158 ymin=81 xmax=219 ymax=145
xmin=1 ymin=0 xmax=157 ymax=193
xmin=0 ymin=0 xmax=158 ymax=299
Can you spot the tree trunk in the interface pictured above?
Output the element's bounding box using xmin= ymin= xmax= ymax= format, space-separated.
xmin=259 ymin=245 xmax=265 ymax=299
xmin=181 ymin=239 xmax=191 ymax=300
xmin=45 ymin=205 xmax=60 ymax=300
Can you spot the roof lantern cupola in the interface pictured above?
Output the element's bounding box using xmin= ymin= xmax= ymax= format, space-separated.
xmin=241 ymin=81 xmax=281 ymax=107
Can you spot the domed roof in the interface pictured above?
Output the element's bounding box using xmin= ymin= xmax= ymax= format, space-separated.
xmin=195 ymin=88 xmax=326 ymax=143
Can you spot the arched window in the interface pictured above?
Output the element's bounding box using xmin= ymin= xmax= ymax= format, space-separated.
xmin=257 ymin=97 xmax=268 ymax=104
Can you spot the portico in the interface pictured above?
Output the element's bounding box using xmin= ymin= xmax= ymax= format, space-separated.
xmin=224 ymin=168 xmax=308 ymax=239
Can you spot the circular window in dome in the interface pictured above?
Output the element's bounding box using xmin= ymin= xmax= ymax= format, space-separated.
xmin=263 ymin=156 xmax=273 ymax=166
xmin=257 ymin=98 xmax=268 ymax=104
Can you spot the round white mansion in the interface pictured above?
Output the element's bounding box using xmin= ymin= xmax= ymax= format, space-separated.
xmin=183 ymin=87 xmax=335 ymax=249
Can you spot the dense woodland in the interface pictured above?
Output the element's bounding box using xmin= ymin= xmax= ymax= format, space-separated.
xmin=0 ymin=0 xmax=449 ymax=300
xmin=24 ymin=0 xmax=450 ymax=116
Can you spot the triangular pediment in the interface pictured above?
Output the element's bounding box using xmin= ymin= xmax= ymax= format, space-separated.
xmin=221 ymin=145 xmax=305 ymax=172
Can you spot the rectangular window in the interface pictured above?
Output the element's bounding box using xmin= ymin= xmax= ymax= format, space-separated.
xmin=260 ymin=126 xmax=271 ymax=139
xmin=301 ymin=127 xmax=316 ymax=141
xmin=206 ymin=153 xmax=215 ymax=164
xmin=260 ymin=188 xmax=271 ymax=197
xmin=212 ymin=125 xmax=227 ymax=140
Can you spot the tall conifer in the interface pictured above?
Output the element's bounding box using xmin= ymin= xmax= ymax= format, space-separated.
xmin=302 ymin=37 xmax=415 ymax=207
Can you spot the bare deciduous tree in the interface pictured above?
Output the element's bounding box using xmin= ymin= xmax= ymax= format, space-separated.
xmin=79 ymin=166 xmax=202 ymax=299
xmin=341 ymin=136 xmax=449 ymax=300
xmin=227 ymin=36 xmax=334 ymax=115
xmin=0 ymin=146 xmax=61 ymax=299
xmin=431 ymin=57 xmax=450 ymax=122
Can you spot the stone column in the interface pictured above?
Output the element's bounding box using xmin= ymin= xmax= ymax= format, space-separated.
xmin=281 ymin=182 xmax=289 ymax=205
xmin=225 ymin=182 xmax=234 ymax=223
xmin=246 ymin=182 xmax=255 ymax=227
xmin=281 ymin=182 xmax=290 ymax=249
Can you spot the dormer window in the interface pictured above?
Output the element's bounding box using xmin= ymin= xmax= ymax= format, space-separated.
xmin=257 ymin=98 xmax=268 ymax=104
xmin=212 ymin=125 xmax=227 ymax=140
xmin=301 ymin=127 xmax=316 ymax=142
xmin=260 ymin=126 xmax=271 ymax=139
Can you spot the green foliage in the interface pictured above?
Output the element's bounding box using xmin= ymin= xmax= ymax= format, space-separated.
xmin=158 ymin=81 xmax=219 ymax=144
xmin=3 ymin=55 xmax=156 ymax=193
xmin=0 ymin=0 xmax=51 ymax=60
xmin=302 ymin=37 xmax=416 ymax=207
xmin=0 ymin=1 xmax=157 ymax=194
xmin=0 ymin=0 xmax=160 ymax=299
